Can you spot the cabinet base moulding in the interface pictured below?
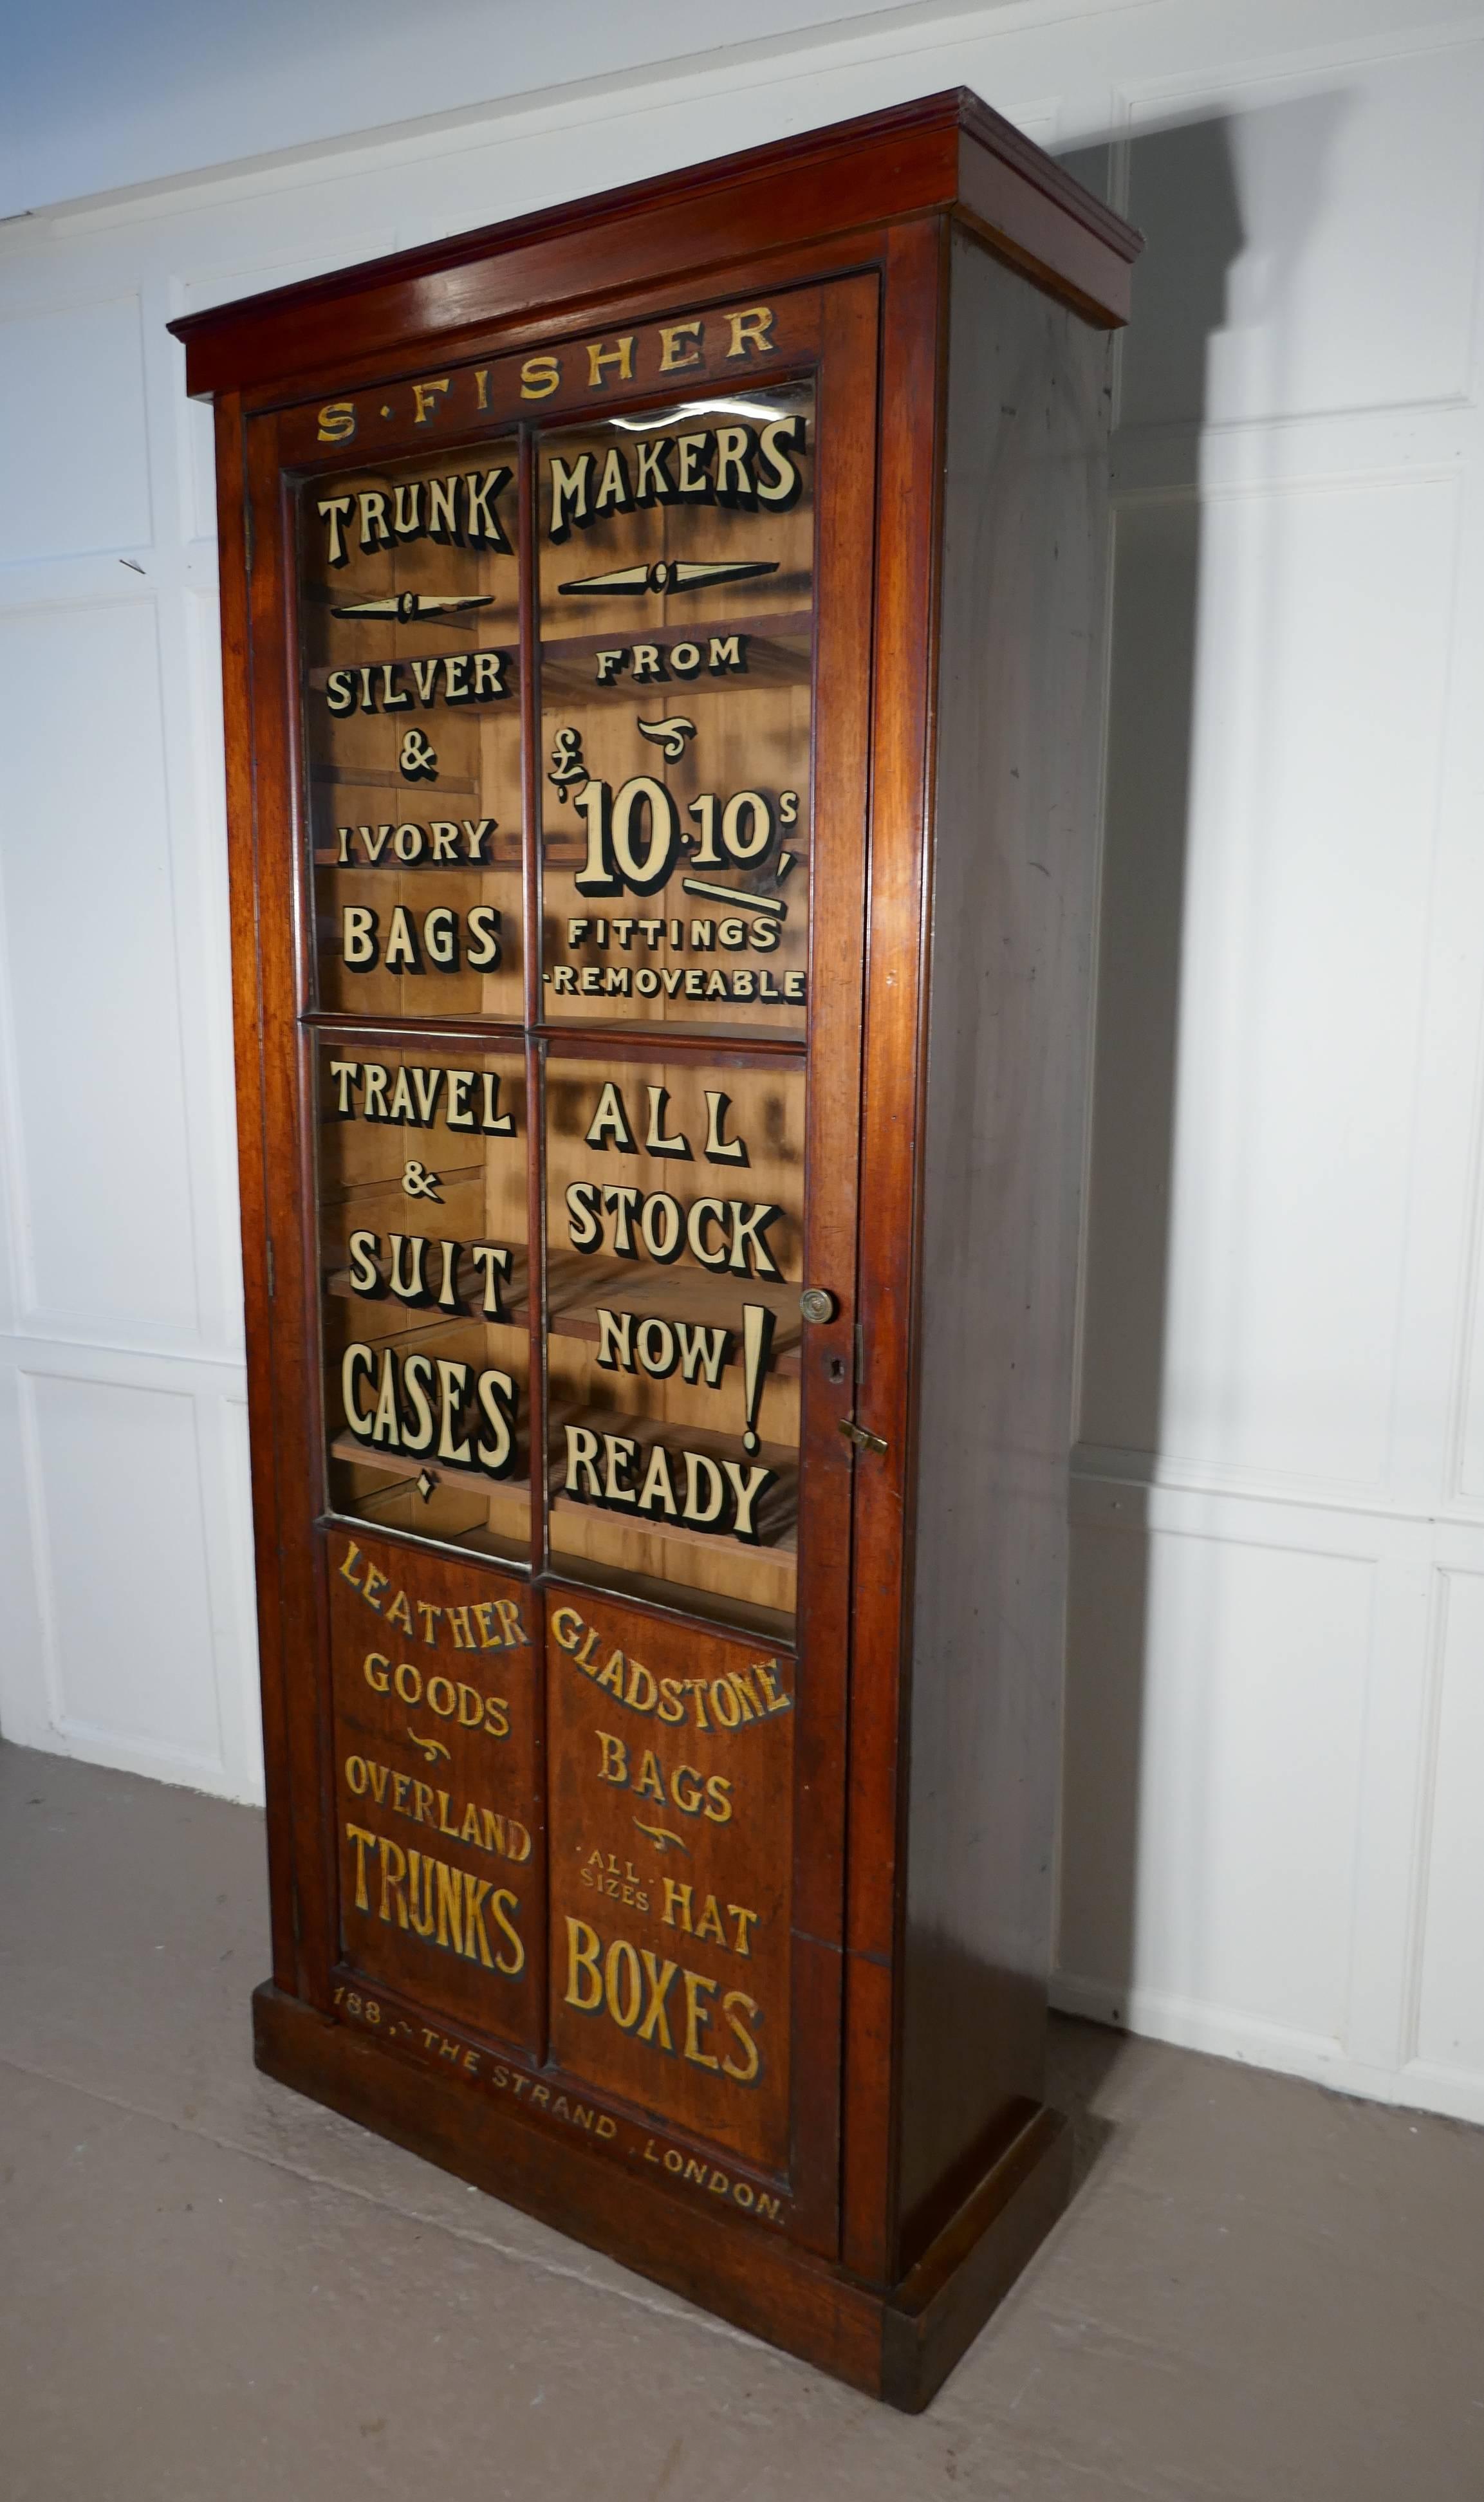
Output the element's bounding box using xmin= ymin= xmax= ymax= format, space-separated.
xmin=252 ymin=1981 xmax=1071 ymax=2412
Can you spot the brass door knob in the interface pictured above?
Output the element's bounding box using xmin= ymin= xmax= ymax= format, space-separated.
xmin=799 ymin=1286 xmax=836 ymax=1324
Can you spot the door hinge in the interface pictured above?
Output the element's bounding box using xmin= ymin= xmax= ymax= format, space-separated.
xmin=243 ymin=495 xmax=255 ymax=576
xmin=265 ymin=1239 xmax=275 ymax=1299
xmin=839 ymin=1414 xmax=888 ymax=1457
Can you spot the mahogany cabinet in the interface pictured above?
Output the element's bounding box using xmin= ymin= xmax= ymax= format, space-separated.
xmin=171 ymin=90 xmax=1138 ymax=2409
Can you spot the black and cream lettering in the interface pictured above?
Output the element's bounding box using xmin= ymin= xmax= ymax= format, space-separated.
xmin=562 ymin=1427 xmax=774 ymax=1543
xmin=319 ymin=467 xmax=512 ymax=561
xmin=322 ymin=651 xmax=510 ymax=714
xmin=546 ymin=421 xmax=806 ymax=541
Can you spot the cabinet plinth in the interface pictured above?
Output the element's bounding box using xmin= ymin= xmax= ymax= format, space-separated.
xmin=171 ymin=86 xmax=1138 ymax=2410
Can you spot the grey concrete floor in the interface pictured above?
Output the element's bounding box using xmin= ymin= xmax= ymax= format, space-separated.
xmin=1 ymin=1741 xmax=1481 ymax=2502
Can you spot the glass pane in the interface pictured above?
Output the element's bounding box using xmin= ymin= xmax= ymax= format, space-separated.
xmin=539 ymin=386 xmax=813 ymax=1035
xmin=544 ymin=1052 xmax=802 ymax=1631
xmin=301 ymin=443 xmax=523 ymax=1020
xmin=317 ymin=1040 xmax=531 ymax=1561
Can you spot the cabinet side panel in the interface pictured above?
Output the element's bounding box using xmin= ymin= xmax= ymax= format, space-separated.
xmin=898 ymin=234 xmax=1112 ymax=2254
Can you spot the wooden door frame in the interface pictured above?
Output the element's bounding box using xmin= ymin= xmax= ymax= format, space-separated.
xmin=225 ymin=254 xmax=890 ymax=2262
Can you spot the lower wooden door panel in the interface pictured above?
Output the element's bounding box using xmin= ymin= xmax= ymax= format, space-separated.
xmin=546 ymin=1587 xmax=795 ymax=2179
xmin=319 ymin=1526 xmax=822 ymax=2240
xmin=328 ymin=1528 xmax=546 ymax=2051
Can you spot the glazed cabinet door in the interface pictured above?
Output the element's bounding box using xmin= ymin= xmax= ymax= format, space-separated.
xmin=239 ymin=273 xmax=877 ymax=2257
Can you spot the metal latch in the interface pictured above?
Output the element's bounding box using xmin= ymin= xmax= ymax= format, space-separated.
xmin=839 ymin=1415 xmax=888 ymax=1457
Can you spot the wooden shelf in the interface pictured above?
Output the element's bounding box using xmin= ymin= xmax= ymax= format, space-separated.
xmin=322 ymin=1250 xmax=802 ymax=1376
xmin=301 ymin=584 xmax=514 ymax=629
xmin=328 ymin=1435 xmax=532 ymax=1512
xmin=548 ymin=1492 xmax=797 ymax=1571
xmin=317 ymin=1155 xmax=490 ymax=1195
xmin=328 ymin=1417 xmax=795 ymax=1573
xmin=311 ymin=764 xmax=481 ymax=796
xmin=538 ymin=606 xmax=810 ymax=656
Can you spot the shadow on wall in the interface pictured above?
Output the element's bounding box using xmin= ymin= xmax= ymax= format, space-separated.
xmin=1054 ymin=99 xmax=1346 ymax=2047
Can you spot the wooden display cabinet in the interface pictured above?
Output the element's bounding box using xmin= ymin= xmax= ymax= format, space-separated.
xmin=172 ymin=90 xmax=1138 ymax=2409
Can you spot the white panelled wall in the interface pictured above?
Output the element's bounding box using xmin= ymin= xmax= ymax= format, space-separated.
xmin=3 ymin=0 xmax=1483 ymax=2126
